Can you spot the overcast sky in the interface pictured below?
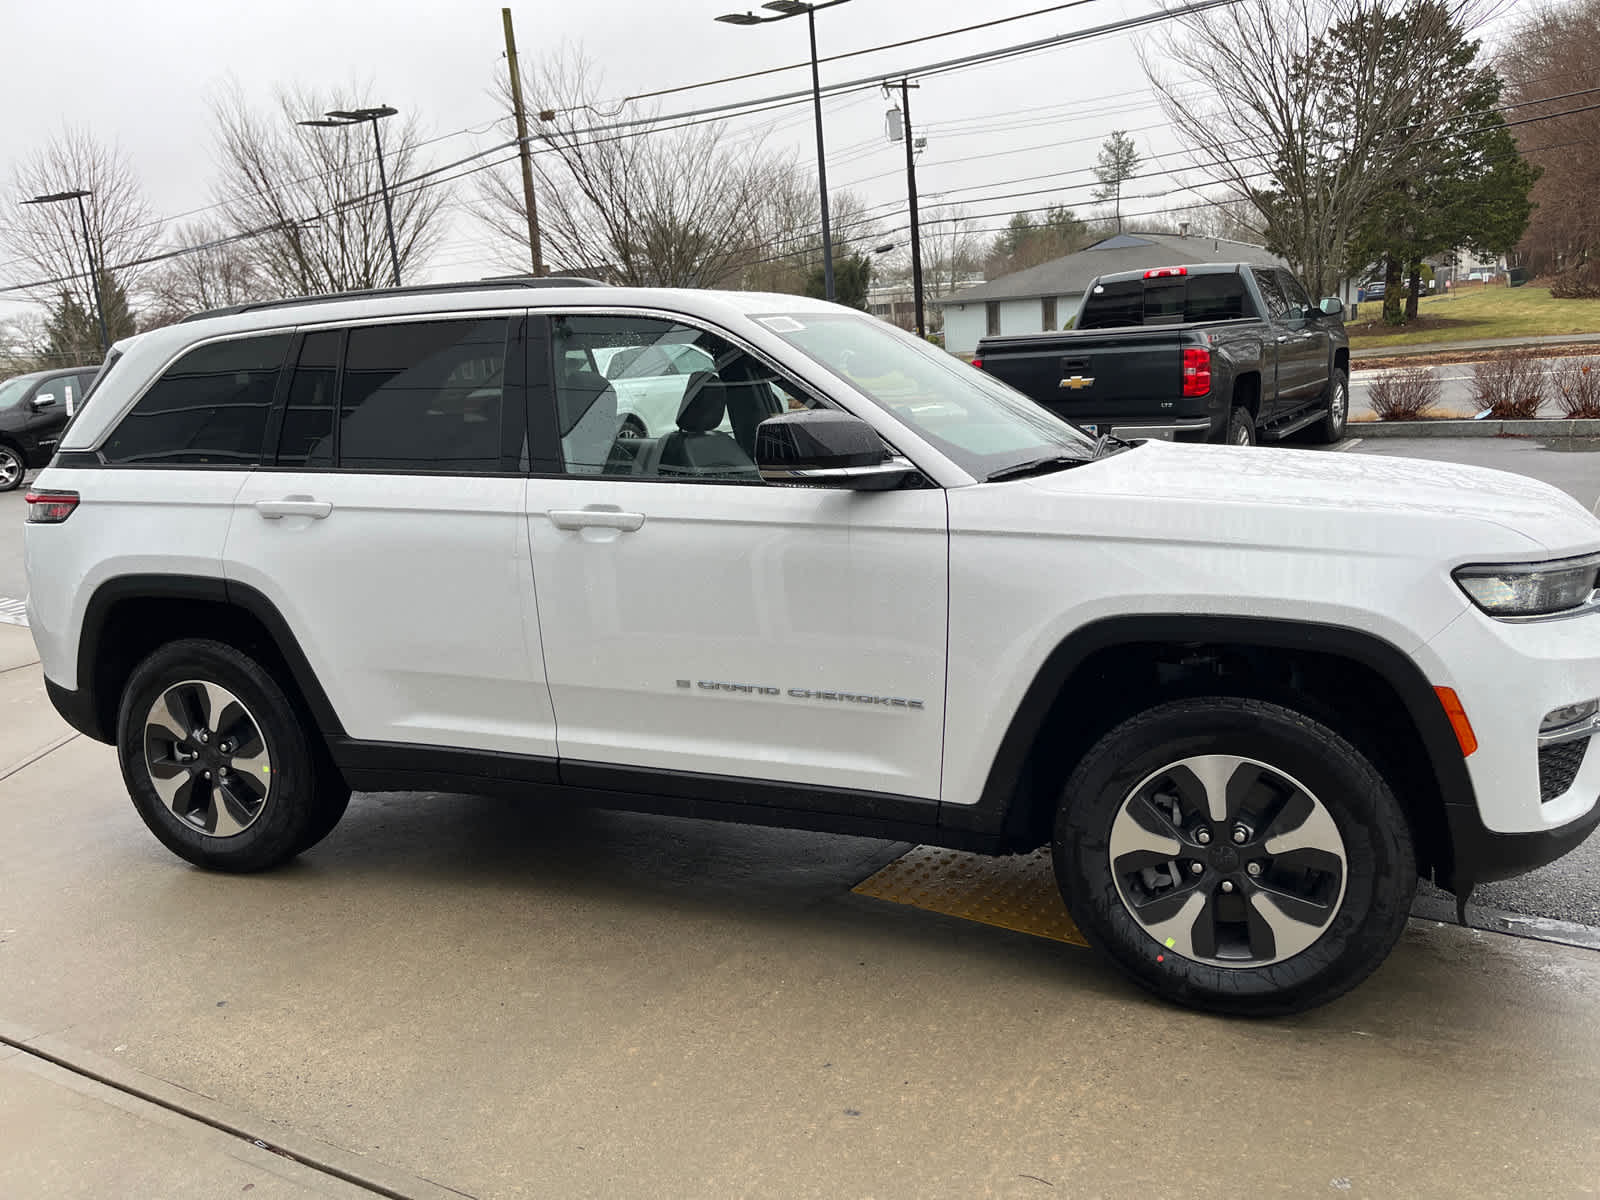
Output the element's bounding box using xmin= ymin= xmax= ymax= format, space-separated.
xmin=0 ymin=0 xmax=1523 ymax=322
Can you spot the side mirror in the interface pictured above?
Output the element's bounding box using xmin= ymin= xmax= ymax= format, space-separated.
xmin=31 ymin=392 xmax=57 ymax=410
xmin=1319 ymin=297 xmax=1344 ymax=319
xmin=755 ymin=410 xmax=915 ymax=491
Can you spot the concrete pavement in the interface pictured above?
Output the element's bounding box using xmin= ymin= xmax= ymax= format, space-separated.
xmin=3 ymin=624 xmax=1600 ymax=1197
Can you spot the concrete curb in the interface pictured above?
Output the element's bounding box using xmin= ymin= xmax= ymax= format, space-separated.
xmin=0 ymin=1019 xmax=467 ymax=1200
xmin=1350 ymin=332 xmax=1600 ymax=361
xmin=1350 ymin=418 xmax=1600 ymax=438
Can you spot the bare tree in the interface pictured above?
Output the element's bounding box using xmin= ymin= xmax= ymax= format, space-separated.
xmin=211 ymin=83 xmax=448 ymax=295
xmin=917 ymin=206 xmax=984 ymax=333
xmin=733 ymin=171 xmax=882 ymax=294
xmin=1143 ymin=0 xmax=1496 ymax=296
xmin=3 ymin=127 xmax=159 ymax=332
xmin=1500 ymin=0 xmax=1600 ymax=283
xmin=142 ymin=222 xmax=277 ymax=329
xmin=475 ymin=50 xmax=791 ymax=288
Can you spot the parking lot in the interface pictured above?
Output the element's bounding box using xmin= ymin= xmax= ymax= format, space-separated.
xmin=3 ymin=435 xmax=1600 ymax=1198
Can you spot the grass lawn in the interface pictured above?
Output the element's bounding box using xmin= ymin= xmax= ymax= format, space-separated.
xmin=1345 ymin=286 xmax=1600 ymax=348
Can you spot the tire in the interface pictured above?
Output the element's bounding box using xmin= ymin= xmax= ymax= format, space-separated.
xmin=116 ymin=638 xmax=348 ymax=872
xmin=1302 ymin=367 xmax=1349 ymax=445
xmin=1052 ymin=696 xmax=1415 ymax=1016
xmin=0 ymin=443 xmax=25 ymax=492
xmin=617 ymin=415 xmax=647 ymax=440
xmin=1225 ymin=406 xmax=1256 ymax=446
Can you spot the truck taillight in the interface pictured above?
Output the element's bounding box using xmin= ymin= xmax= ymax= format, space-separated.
xmin=1182 ymin=347 xmax=1211 ymax=397
xmin=971 ymin=358 xmax=984 ymax=369
xmin=1144 ymin=267 xmax=1188 ymax=278
xmin=25 ymin=489 xmax=79 ymax=524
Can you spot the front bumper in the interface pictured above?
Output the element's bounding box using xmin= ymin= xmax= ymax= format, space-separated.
xmin=1444 ymin=791 xmax=1600 ymax=889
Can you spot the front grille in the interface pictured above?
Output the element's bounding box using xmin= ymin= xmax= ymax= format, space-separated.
xmin=1539 ymin=737 xmax=1590 ymax=803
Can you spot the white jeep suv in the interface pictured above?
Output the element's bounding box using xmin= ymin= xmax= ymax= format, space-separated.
xmin=23 ymin=279 xmax=1600 ymax=1014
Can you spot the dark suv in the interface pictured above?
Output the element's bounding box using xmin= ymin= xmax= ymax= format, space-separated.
xmin=0 ymin=365 xmax=100 ymax=491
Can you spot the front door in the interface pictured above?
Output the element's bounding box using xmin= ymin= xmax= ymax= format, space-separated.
xmin=522 ymin=312 xmax=949 ymax=802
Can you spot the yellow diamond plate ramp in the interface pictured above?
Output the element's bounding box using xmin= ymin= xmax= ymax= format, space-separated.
xmin=852 ymin=846 xmax=1088 ymax=947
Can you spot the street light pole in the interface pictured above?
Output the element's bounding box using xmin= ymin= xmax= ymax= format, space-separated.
xmin=716 ymin=0 xmax=850 ymax=302
xmin=300 ymin=105 xmax=404 ymax=287
xmin=21 ymin=189 xmax=109 ymax=354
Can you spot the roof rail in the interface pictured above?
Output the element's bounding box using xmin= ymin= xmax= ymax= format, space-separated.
xmin=180 ymin=275 xmax=608 ymax=324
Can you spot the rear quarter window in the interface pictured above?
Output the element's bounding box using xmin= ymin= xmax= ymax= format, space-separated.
xmin=100 ymin=334 xmax=289 ymax=466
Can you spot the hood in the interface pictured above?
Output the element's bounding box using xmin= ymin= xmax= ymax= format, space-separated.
xmin=1022 ymin=439 xmax=1600 ymax=559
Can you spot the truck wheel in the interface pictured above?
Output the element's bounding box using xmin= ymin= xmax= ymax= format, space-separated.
xmin=1052 ymin=696 xmax=1415 ymax=1015
xmin=0 ymin=443 xmax=25 ymax=492
xmin=1226 ymin=407 xmax=1256 ymax=446
xmin=116 ymin=638 xmax=348 ymax=873
xmin=1303 ymin=367 xmax=1350 ymax=444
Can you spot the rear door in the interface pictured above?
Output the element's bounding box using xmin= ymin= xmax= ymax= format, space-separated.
xmin=224 ymin=313 xmax=558 ymax=760
xmin=1276 ymin=270 xmax=1331 ymax=404
xmin=1249 ymin=269 xmax=1298 ymax=415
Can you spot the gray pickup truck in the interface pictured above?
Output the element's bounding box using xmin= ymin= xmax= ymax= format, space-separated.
xmin=973 ymin=263 xmax=1351 ymax=445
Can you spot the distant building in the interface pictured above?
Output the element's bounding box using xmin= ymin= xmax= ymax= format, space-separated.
xmin=934 ymin=231 xmax=1290 ymax=356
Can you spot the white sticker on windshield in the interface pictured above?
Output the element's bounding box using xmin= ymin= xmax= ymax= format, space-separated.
xmin=758 ymin=316 xmax=805 ymax=333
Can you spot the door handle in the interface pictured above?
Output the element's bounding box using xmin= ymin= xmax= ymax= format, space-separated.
xmin=256 ymin=497 xmax=333 ymax=520
xmin=549 ymin=508 xmax=646 ymax=532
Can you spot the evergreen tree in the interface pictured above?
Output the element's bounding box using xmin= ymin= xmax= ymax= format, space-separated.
xmin=1092 ymin=131 xmax=1142 ymax=232
xmin=42 ymin=271 xmax=133 ymax=365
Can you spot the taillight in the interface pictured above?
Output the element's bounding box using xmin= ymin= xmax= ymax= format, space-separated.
xmin=1144 ymin=266 xmax=1188 ymax=279
xmin=971 ymin=358 xmax=984 ymax=369
xmin=25 ymin=489 xmax=79 ymax=524
xmin=1182 ymin=347 xmax=1211 ymax=397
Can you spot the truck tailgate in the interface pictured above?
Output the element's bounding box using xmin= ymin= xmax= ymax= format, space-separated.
xmin=981 ymin=329 xmax=1185 ymax=425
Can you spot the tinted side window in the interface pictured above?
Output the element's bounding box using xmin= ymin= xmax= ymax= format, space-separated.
xmin=102 ymin=334 xmax=288 ymax=465
xmin=1252 ymin=270 xmax=1290 ymax=320
xmin=277 ymin=330 xmax=341 ymax=467
xmin=338 ymin=319 xmax=508 ymax=472
xmin=1278 ymin=270 xmax=1312 ymax=313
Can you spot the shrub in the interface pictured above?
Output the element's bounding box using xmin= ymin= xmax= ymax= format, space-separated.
xmin=1550 ymin=261 xmax=1600 ymax=300
xmin=1367 ymin=366 xmax=1440 ymax=421
xmin=1551 ymin=356 xmax=1600 ymax=418
xmin=1471 ymin=352 xmax=1547 ymax=419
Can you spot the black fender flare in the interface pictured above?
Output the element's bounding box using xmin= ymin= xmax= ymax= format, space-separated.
xmin=944 ymin=614 xmax=1475 ymax=838
xmin=74 ymin=574 xmax=344 ymax=741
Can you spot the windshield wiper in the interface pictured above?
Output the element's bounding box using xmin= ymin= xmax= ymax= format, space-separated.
xmin=985 ymin=454 xmax=1089 ymax=482
xmin=1090 ymin=432 xmax=1135 ymax=460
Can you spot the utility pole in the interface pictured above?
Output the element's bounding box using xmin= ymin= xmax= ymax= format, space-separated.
xmin=899 ymin=79 xmax=925 ymax=339
xmin=886 ymin=80 xmax=926 ymax=338
xmin=502 ymin=7 xmax=545 ymax=277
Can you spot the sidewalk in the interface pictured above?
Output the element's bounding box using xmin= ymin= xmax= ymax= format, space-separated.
xmin=0 ymin=1048 xmax=381 ymax=1199
xmin=1351 ymin=330 xmax=1600 ymax=361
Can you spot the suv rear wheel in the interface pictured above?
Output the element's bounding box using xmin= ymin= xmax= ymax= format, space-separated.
xmin=1052 ymin=696 xmax=1415 ymax=1015
xmin=116 ymin=639 xmax=350 ymax=872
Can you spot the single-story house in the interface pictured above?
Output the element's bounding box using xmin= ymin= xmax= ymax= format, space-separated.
xmin=935 ymin=231 xmax=1290 ymax=356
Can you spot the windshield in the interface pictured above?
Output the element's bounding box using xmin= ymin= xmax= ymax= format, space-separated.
xmin=760 ymin=313 xmax=1094 ymax=477
xmin=0 ymin=376 xmax=37 ymax=409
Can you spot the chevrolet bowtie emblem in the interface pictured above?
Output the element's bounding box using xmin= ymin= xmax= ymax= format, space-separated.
xmin=1059 ymin=375 xmax=1095 ymax=390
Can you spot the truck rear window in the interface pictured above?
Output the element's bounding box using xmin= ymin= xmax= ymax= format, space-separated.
xmin=1077 ymin=274 xmax=1253 ymax=329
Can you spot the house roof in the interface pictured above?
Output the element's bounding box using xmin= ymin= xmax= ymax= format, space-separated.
xmin=933 ymin=231 xmax=1289 ymax=305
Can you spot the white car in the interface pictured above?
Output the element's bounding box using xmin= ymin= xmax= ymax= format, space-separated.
xmin=22 ymin=280 xmax=1600 ymax=1014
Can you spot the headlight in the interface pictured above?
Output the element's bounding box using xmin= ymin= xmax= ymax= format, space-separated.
xmin=1454 ymin=552 xmax=1600 ymax=619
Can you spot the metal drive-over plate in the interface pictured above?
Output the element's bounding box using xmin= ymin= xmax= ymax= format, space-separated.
xmin=852 ymin=846 xmax=1088 ymax=947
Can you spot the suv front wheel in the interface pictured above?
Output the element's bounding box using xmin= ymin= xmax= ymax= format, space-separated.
xmin=1053 ymin=696 xmax=1415 ymax=1015
xmin=116 ymin=639 xmax=350 ymax=872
